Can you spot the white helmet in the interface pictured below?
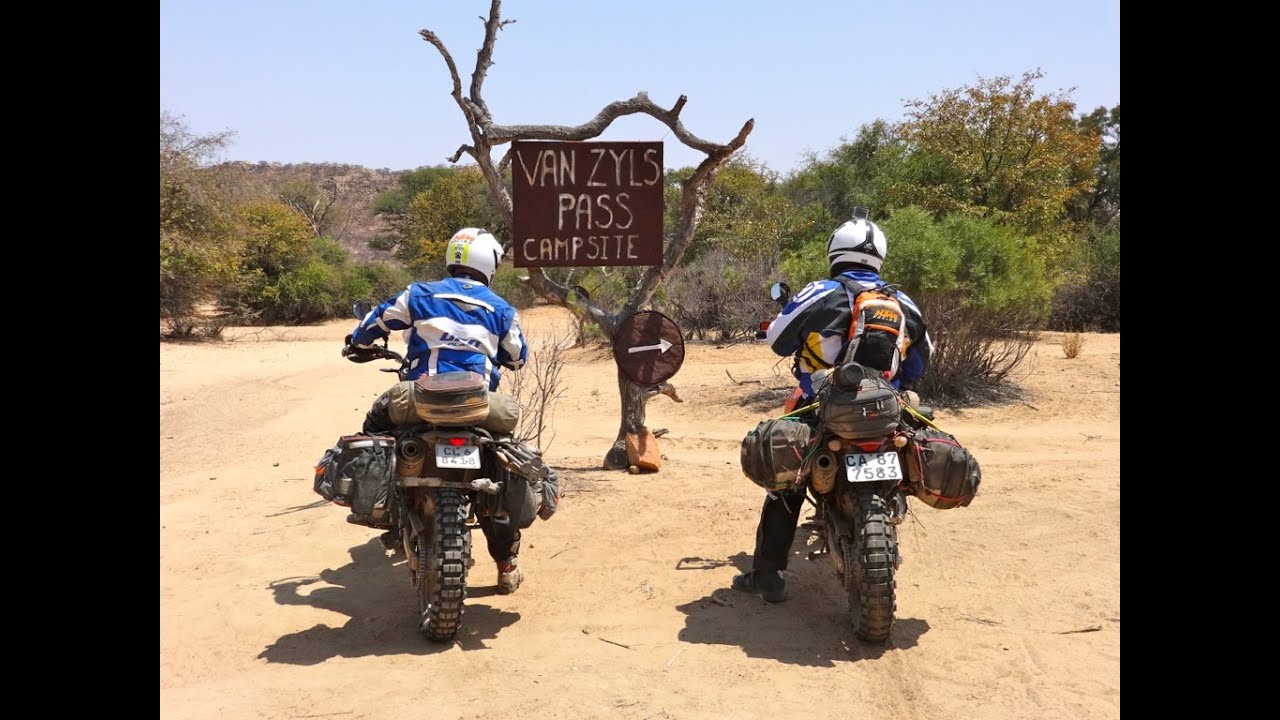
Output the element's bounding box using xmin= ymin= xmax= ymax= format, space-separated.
xmin=444 ymin=227 xmax=504 ymax=285
xmin=827 ymin=214 xmax=887 ymax=274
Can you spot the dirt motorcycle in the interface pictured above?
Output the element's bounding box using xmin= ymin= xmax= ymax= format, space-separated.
xmin=315 ymin=301 xmax=554 ymax=643
xmin=747 ymin=281 xmax=945 ymax=643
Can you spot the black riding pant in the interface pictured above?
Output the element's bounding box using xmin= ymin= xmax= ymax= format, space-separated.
xmin=752 ymin=488 xmax=808 ymax=573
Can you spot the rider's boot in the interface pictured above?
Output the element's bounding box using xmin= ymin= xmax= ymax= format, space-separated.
xmin=497 ymin=558 xmax=524 ymax=594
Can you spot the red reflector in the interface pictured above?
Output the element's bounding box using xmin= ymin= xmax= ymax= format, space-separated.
xmin=448 ymin=437 xmax=466 ymax=447
xmin=854 ymin=441 xmax=882 ymax=452
xmin=759 ymin=321 xmax=771 ymax=331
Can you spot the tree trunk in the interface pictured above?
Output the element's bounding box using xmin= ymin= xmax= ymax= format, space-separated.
xmin=604 ymin=368 xmax=648 ymax=469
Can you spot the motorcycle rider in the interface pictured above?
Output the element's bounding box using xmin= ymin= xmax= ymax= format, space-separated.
xmin=732 ymin=210 xmax=933 ymax=603
xmin=343 ymin=227 xmax=535 ymax=594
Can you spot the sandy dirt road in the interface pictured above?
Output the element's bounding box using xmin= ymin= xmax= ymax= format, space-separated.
xmin=160 ymin=306 xmax=1119 ymax=720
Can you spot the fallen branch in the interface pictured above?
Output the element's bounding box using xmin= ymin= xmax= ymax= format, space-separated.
xmin=598 ymin=636 xmax=633 ymax=650
xmin=664 ymin=648 xmax=685 ymax=671
xmin=550 ymin=546 xmax=577 ymax=560
xmin=1056 ymin=626 xmax=1102 ymax=635
xmin=652 ymin=428 xmax=670 ymax=438
xmin=726 ymin=369 xmax=762 ymax=385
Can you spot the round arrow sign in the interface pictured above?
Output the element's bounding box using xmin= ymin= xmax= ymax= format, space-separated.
xmin=612 ymin=310 xmax=685 ymax=386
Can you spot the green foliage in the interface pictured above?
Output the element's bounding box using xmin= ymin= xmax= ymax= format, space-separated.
xmin=783 ymin=120 xmax=910 ymax=223
xmin=236 ymin=200 xmax=314 ymax=276
xmin=1069 ymin=104 xmax=1120 ymax=226
xmin=348 ymin=261 xmax=413 ymax=305
xmin=876 ymin=206 xmax=961 ymax=296
xmin=897 ymin=69 xmax=1101 ymax=235
xmin=159 ymin=110 xmax=239 ymax=334
xmin=372 ymin=166 xmax=500 ymax=266
xmin=373 ymin=166 xmax=455 ymax=216
xmin=686 ymin=158 xmax=816 ymax=260
xmin=779 ymin=237 xmax=828 ymax=288
xmin=252 ymin=256 xmax=345 ymax=324
xmin=941 ymin=214 xmax=1051 ymax=316
xmin=779 ymin=207 xmax=1051 ymax=321
xmin=884 ymin=209 xmax=1051 ymax=317
xmin=399 ymin=167 xmax=505 ymax=276
xmin=490 ymin=265 xmax=540 ymax=309
xmin=220 ymin=201 xmax=326 ymax=323
xmin=224 ymin=230 xmax=413 ymax=325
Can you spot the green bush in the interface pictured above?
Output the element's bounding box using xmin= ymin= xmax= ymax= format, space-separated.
xmin=1048 ymin=224 xmax=1120 ymax=332
xmin=490 ymin=265 xmax=541 ymax=309
xmin=877 ymin=206 xmax=960 ymax=296
xmin=779 ymin=236 xmax=828 ymax=288
xmin=882 ymin=208 xmax=1051 ymax=318
xmin=346 ymin=261 xmax=413 ymax=306
xmin=781 ymin=207 xmax=1051 ymax=323
xmin=223 ymin=235 xmax=414 ymax=325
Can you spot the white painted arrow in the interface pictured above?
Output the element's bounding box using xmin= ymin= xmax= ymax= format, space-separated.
xmin=628 ymin=338 xmax=673 ymax=354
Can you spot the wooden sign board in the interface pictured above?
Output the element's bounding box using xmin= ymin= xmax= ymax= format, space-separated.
xmin=511 ymin=140 xmax=664 ymax=267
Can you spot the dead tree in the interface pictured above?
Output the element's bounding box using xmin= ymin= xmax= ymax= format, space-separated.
xmin=421 ymin=0 xmax=753 ymax=469
xmin=279 ymin=177 xmax=342 ymax=239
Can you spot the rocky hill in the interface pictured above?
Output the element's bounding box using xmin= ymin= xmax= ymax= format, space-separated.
xmin=219 ymin=161 xmax=402 ymax=262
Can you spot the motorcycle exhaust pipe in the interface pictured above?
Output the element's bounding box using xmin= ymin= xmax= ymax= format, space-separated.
xmin=396 ymin=436 xmax=427 ymax=476
xmin=811 ymin=449 xmax=838 ymax=494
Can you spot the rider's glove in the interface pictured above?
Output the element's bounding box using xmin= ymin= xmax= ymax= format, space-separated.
xmin=342 ymin=334 xmax=378 ymax=363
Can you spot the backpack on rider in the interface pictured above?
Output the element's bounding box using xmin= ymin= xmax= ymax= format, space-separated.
xmin=832 ymin=277 xmax=910 ymax=381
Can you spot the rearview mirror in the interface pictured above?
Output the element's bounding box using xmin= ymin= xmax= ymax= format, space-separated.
xmin=352 ymin=299 xmax=373 ymax=320
xmin=769 ymin=282 xmax=791 ymax=303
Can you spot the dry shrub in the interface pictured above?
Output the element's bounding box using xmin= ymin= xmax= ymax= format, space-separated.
xmin=161 ymin=313 xmax=228 ymax=342
xmin=1061 ymin=332 xmax=1085 ymax=359
xmin=662 ymin=249 xmax=779 ymax=341
xmin=505 ymin=329 xmax=572 ymax=450
xmin=914 ymin=293 xmax=1036 ymax=407
xmin=1048 ymin=270 xmax=1120 ymax=332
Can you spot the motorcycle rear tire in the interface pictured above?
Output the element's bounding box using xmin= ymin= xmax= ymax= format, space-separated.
xmin=417 ymin=488 xmax=471 ymax=642
xmin=844 ymin=488 xmax=898 ymax=643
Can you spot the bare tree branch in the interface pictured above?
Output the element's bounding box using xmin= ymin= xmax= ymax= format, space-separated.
xmin=488 ymin=92 xmax=730 ymax=154
xmin=469 ymin=0 xmax=515 ymax=123
xmin=448 ymin=144 xmax=477 ymax=164
xmin=418 ymin=29 xmax=481 ymax=132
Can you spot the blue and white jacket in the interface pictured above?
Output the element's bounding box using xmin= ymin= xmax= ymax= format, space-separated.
xmin=765 ymin=270 xmax=932 ymax=396
xmin=351 ymin=277 xmax=527 ymax=391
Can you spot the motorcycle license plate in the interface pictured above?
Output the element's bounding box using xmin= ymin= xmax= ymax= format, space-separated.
xmin=435 ymin=443 xmax=481 ymax=469
xmin=844 ymin=452 xmax=902 ymax=482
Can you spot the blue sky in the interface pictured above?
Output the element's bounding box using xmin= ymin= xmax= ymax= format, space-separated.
xmin=160 ymin=0 xmax=1120 ymax=174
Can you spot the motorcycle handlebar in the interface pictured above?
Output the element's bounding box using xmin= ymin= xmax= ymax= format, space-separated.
xmin=343 ymin=343 xmax=406 ymax=364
